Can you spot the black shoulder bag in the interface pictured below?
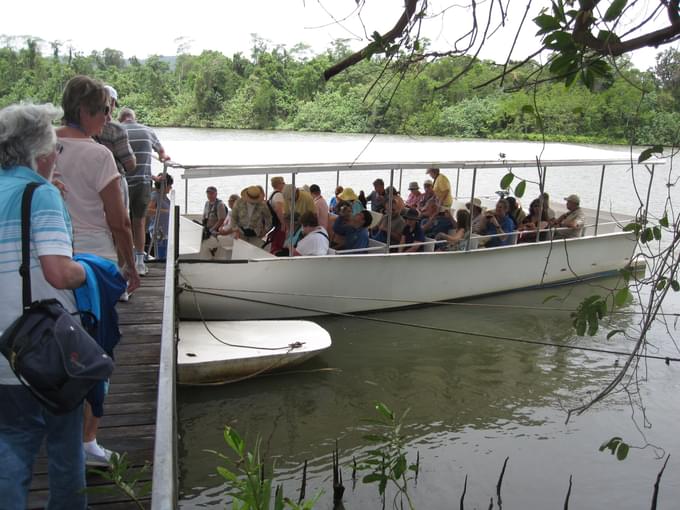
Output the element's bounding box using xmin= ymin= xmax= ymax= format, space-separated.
xmin=0 ymin=183 xmax=114 ymax=415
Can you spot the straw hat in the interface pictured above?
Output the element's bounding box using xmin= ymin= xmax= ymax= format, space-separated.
xmin=338 ymin=187 xmax=358 ymax=201
xmin=408 ymin=181 xmax=419 ymax=191
xmin=466 ymin=197 xmax=482 ymax=209
xmin=243 ymin=186 xmax=263 ymax=202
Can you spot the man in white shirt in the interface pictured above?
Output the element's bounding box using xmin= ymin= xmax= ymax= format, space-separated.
xmin=294 ymin=211 xmax=329 ymax=256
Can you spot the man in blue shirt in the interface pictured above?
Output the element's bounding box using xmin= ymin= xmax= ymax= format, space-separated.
xmin=483 ymin=199 xmax=515 ymax=247
xmin=333 ymin=210 xmax=372 ymax=253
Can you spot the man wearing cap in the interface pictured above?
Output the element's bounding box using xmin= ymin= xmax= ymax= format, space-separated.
xmin=405 ymin=181 xmax=422 ymax=208
xmin=119 ymin=107 xmax=170 ymax=275
xmin=426 ymin=167 xmax=453 ymax=209
xmin=366 ymin=178 xmax=386 ymax=213
xmin=553 ymin=194 xmax=585 ymax=238
xmin=399 ymin=208 xmax=425 ymax=252
xmin=203 ymin=186 xmax=228 ymax=241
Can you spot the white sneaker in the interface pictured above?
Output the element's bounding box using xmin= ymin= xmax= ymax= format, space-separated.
xmin=118 ymin=291 xmax=129 ymax=302
xmin=135 ymin=259 xmax=149 ymax=276
xmin=85 ymin=446 xmax=115 ymax=467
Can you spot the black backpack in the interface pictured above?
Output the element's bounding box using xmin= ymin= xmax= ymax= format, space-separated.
xmin=267 ymin=190 xmax=282 ymax=229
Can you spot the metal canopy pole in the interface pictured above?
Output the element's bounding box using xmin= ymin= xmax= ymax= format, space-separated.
xmin=386 ymin=169 xmax=395 ymax=253
xmin=184 ymin=171 xmax=188 ymax=214
xmin=594 ymin=165 xmax=606 ymax=236
xmin=398 ymin=168 xmax=403 ymax=194
xmin=336 ymin=169 xmax=340 ymax=188
xmin=289 ymin=173 xmax=296 ymax=257
xmin=265 ymin=173 xmax=269 ymax=197
xmin=455 ymin=168 xmax=460 ymax=200
xmin=465 ymin=168 xmax=477 ymax=251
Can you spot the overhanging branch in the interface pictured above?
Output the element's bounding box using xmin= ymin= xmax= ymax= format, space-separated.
xmin=323 ymin=0 xmax=420 ymax=81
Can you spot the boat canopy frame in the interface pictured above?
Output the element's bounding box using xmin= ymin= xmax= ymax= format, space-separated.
xmin=175 ymin=157 xmax=661 ymax=255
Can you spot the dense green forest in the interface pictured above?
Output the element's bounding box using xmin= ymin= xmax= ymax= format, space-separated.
xmin=2 ymin=36 xmax=680 ymax=145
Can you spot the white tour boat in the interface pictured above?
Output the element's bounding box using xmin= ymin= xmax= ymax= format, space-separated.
xmin=173 ymin=154 xmax=656 ymax=321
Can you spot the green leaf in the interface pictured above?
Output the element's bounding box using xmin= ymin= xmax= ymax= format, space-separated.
xmin=393 ymin=455 xmax=407 ymax=479
xmin=597 ymin=30 xmax=621 ymax=44
xmin=653 ymin=226 xmax=662 ymax=240
xmin=659 ymin=213 xmax=669 ymax=228
xmin=362 ymin=473 xmax=385 ymax=484
xmin=549 ymin=53 xmax=576 ymax=75
xmin=638 ymin=145 xmax=663 ymax=163
xmin=619 ymin=268 xmax=632 ymax=282
xmin=656 ymin=278 xmax=667 ymax=291
xmin=614 ymin=287 xmax=630 ymax=306
xmin=374 ymin=401 xmax=394 ymax=421
xmin=534 ymin=13 xmax=562 ymax=34
xmin=581 ymin=68 xmax=595 ymax=90
xmin=671 ymin=280 xmax=680 ymax=292
xmin=645 ymin=227 xmax=654 ymax=242
xmin=544 ymin=31 xmax=575 ymax=51
xmin=515 ymin=180 xmax=527 ymax=198
xmin=606 ymin=329 xmax=625 ymax=340
xmin=616 ymin=442 xmax=629 ymax=460
xmin=500 ymin=172 xmax=515 ymax=189
xmin=604 ymin=0 xmax=627 ymax=21
xmin=575 ymin=318 xmax=587 ymax=336
xmin=622 ymin=222 xmax=641 ymax=233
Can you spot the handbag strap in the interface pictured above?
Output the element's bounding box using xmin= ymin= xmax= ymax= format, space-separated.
xmin=19 ymin=182 xmax=42 ymax=310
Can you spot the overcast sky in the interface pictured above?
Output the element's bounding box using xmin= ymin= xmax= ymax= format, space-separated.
xmin=3 ymin=0 xmax=674 ymax=71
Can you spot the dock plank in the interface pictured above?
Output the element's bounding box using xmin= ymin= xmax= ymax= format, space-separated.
xmin=27 ymin=266 xmax=166 ymax=510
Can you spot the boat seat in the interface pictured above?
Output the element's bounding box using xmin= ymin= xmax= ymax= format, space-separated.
xmin=368 ymin=238 xmax=387 ymax=249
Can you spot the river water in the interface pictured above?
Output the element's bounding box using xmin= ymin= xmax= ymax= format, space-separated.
xmin=153 ymin=128 xmax=680 ymax=509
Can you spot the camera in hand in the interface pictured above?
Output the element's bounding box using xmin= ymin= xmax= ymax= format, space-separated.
xmin=201 ymin=218 xmax=212 ymax=240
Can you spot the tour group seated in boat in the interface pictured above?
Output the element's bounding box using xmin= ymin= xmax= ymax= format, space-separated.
xmin=168 ymin=154 xmax=659 ymax=321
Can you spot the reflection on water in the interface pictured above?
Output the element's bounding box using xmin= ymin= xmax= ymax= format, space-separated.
xmin=178 ymin=277 xmax=680 ymax=509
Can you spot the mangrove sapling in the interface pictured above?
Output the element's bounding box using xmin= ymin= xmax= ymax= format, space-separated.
xmin=359 ymin=402 xmax=419 ymax=510
xmin=209 ymin=426 xmax=321 ymax=510
xmin=86 ymin=452 xmax=151 ymax=510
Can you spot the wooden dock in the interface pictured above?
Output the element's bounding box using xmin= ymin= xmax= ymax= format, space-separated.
xmin=28 ymin=263 xmax=167 ymax=509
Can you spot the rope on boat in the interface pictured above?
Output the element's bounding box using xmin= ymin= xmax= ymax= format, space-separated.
xmin=180 ymin=284 xmax=308 ymax=385
xmin=180 ymin=283 xmax=680 ymax=317
xmin=180 ymin=281 xmax=680 ymax=365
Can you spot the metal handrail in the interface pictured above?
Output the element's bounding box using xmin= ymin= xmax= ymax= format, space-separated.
xmin=151 ymin=192 xmax=178 ymax=510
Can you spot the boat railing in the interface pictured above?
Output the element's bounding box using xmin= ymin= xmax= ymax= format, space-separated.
xmin=151 ymin=189 xmax=178 ymax=509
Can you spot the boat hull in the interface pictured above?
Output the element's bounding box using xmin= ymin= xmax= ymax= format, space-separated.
xmin=178 ymin=232 xmax=637 ymax=320
xmin=178 ymin=320 xmax=332 ymax=385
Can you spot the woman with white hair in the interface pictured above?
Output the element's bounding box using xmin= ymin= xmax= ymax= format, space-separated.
xmin=0 ymin=103 xmax=88 ymax=509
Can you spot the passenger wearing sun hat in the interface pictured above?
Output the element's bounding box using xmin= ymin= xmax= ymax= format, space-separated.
xmin=552 ymin=193 xmax=585 ymax=239
xmin=337 ymin=187 xmax=364 ymax=214
xmin=405 ymin=181 xmax=422 ymax=208
xmin=220 ymin=185 xmax=272 ymax=246
xmin=399 ymin=208 xmax=425 ymax=252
